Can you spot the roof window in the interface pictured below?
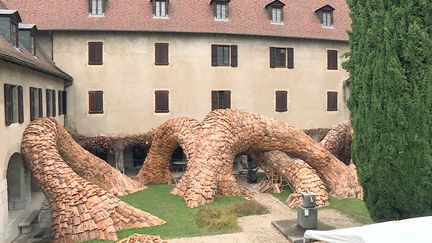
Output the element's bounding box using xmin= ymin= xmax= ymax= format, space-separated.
xmin=265 ymin=0 xmax=285 ymax=24
xmin=315 ymin=5 xmax=335 ymax=28
xmin=210 ymin=0 xmax=230 ymax=21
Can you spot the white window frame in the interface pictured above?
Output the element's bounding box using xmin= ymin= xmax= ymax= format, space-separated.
xmin=271 ymin=7 xmax=283 ymax=24
xmin=215 ymin=3 xmax=227 ymax=20
xmin=90 ymin=0 xmax=104 ymax=16
xmin=154 ymin=0 xmax=168 ymax=18
xmin=322 ymin=11 xmax=333 ymax=27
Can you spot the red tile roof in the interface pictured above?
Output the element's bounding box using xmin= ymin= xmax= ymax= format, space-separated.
xmin=3 ymin=0 xmax=350 ymax=41
xmin=0 ymin=35 xmax=72 ymax=81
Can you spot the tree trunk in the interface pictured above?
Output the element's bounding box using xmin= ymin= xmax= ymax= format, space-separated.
xmin=21 ymin=118 xmax=165 ymax=242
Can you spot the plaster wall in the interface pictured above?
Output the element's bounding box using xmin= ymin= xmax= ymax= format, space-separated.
xmin=52 ymin=32 xmax=349 ymax=135
xmin=0 ymin=60 xmax=65 ymax=242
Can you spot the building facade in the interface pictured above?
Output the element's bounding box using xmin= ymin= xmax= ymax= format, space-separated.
xmin=1 ymin=0 xmax=351 ymax=241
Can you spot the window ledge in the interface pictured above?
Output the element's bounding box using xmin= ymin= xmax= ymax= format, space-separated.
xmin=89 ymin=13 xmax=105 ymax=17
xmin=271 ymin=21 xmax=284 ymax=25
xmin=214 ymin=18 xmax=229 ymax=22
xmin=14 ymin=47 xmax=22 ymax=52
xmin=153 ymin=16 xmax=170 ymax=19
xmin=322 ymin=25 xmax=334 ymax=29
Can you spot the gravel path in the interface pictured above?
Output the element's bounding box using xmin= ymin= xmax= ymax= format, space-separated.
xmin=169 ymin=182 xmax=363 ymax=243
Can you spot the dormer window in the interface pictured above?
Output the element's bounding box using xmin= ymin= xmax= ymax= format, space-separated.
xmin=315 ymin=5 xmax=335 ymax=28
xmin=10 ymin=22 xmax=18 ymax=47
xmin=265 ymin=0 xmax=285 ymax=24
xmin=210 ymin=0 xmax=230 ymax=21
xmin=89 ymin=0 xmax=105 ymax=16
xmin=152 ymin=0 xmax=169 ymax=18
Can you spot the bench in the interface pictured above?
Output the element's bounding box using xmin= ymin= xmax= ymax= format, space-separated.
xmin=18 ymin=209 xmax=40 ymax=234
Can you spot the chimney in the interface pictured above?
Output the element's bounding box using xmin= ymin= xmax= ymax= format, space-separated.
xmin=19 ymin=23 xmax=37 ymax=55
xmin=0 ymin=9 xmax=22 ymax=47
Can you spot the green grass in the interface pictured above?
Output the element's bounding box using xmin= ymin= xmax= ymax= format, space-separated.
xmin=272 ymin=188 xmax=373 ymax=225
xmin=83 ymin=184 xmax=268 ymax=242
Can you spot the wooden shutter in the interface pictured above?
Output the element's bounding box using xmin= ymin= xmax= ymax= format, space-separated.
xmin=18 ymin=86 xmax=24 ymax=123
xmin=287 ymin=48 xmax=294 ymax=69
xmin=155 ymin=43 xmax=169 ymax=65
xmin=165 ymin=0 xmax=169 ymax=15
xmin=225 ymin=3 xmax=229 ymax=18
xmin=223 ymin=91 xmax=231 ymax=109
xmin=63 ymin=91 xmax=67 ymax=115
xmin=211 ymin=91 xmax=218 ymax=110
xmin=211 ymin=45 xmax=218 ymax=66
xmin=275 ymin=91 xmax=288 ymax=112
xmin=89 ymin=91 xmax=103 ymax=114
xmin=155 ymin=90 xmax=169 ymax=113
xmin=88 ymin=0 xmax=92 ymax=12
xmin=230 ymin=45 xmax=238 ymax=67
xmin=30 ymin=87 xmax=35 ymax=121
xmin=46 ymin=89 xmax=50 ymax=116
xmin=58 ymin=91 xmax=62 ymax=115
xmin=4 ymin=84 xmax=12 ymax=126
xmin=38 ymin=88 xmax=43 ymax=117
xmin=327 ymin=91 xmax=338 ymax=111
xmin=88 ymin=42 xmax=103 ymax=65
xmin=327 ymin=50 xmax=338 ymax=70
xmin=52 ymin=90 xmax=56 ymax=116
xmin=270 ymin=47 xmax=276 ymax=68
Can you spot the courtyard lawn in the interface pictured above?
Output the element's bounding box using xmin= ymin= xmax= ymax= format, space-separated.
xmin=272 ymin=188 xmax=373 ymax=224
xmin=83 ymin=184 xmax=268 ymax=242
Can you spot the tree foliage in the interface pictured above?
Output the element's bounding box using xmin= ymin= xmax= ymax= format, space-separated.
xmin=345 ymin=0 xmax=432 ymax=221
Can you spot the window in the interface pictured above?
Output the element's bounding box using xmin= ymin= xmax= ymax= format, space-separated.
xmin=153 ymin=0 xmax=168 ymax=18
xmin=10 ymin=22 xmax=18 ymax=48
xmin=30 ymin=87 xmax=43 ymax=121
xmin=154 ymin=90 xmax=169 ymax=113
xmin=155 ymin=43 xmax=169 ymax=65
xmin=46 ymin=89 xmax=56 ymax=117
xmin=315 ymin=5 xmax=335 ymax=28
xmin=327 ymin=91 xmax=338 ymax=111
xmin=211 ymin=45 xmax=238 ymax=67
xmin=88 ymin=91 xmax=104 ymax=114
xmin=4 ymin=84 xmax=23 ymax=126
xmin=322 ymin=11 xmax=333 ymax=27
xmin=327 ymin=50 xmax=338 ymax=70
xmin=30 ymin=34 xmax=36 ymax=56
xmin=272 ymin=7 xmax=282 ymax=23
xmin=275 ymin=91 xmax=288 ymax=112
xmin=270 ymin=47 xmax=294 ymax=69
xmin=58 ymin=91 xmax=67 ymax=115
xmin=89 ymin=0 xmax=105 ymax=16
xmin=88 ymin=42 xmax=103 ymax=65
xmin=211 ymin=91 xmax=231 ymax=110
xmin=265 ymin=1 xmax=285 ymax=24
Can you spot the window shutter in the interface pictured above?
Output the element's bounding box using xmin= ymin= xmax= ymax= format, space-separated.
xmin=275 ymin=91 xmax=288 ymax=112
xmin=155 ymin=43 xmax=169 ymax=65
xmin=225 ymin=3 xmax=229 ymax=18
xmin=38 ymin=88 xmax=43 ymax=117
xmin=155 ymin=90 xmax=169 ymax=113
xmin=211 ymin=45 xmax=218 ymax=66
xmin=223 ymin=91 xmax=231 ymax=109
xmin=327 ymin=91 xmax=338 ymax=111
xmin=30 ymin=87 xmax=35 ymax=121
xmin=18 ymin=86 xmax=24 ymax=123
xmin=270 ymin=47 xmax=276 ymax=68
xmin=327 ymin=50 xmax=338 ymax=70
xmin=88 ymin=0 xmax=92 ymax=12
xmin=58 ymin=91 xmax=62 ymax=115
xmin=63 ymin=91 xmax=67 ymax=115
xmin=52 ymin=90 xmax=56 ymax=116
xmin=95 ymin=91 xmax=103 ymax=113
xmin=88 ymin=91 xmax=95 ymax=113
xmin=88 ymin=42 xmax=103 ymax=65
xmin=4 ymin=84 xmax=12 ymax=126
xmin=165 ymin=0 xmax=169 ymax=15
xmin=211 ymin=91 xmax=218 ymax=110
xmin=230 ymin=45 xmax=238 ymax=67
xmin=46 ymin=89 xmax=50 ymax=116
xmin=287 ymin=48 xmax=294 ymax=69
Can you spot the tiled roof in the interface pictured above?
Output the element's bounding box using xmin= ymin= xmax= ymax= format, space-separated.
xmin=0 ymin=35 xmax=72 ymax=81
xmin=2 ymin=0 xmax=350 ymax=41
xmin=0 ymin=1 xmax=6 ymax=9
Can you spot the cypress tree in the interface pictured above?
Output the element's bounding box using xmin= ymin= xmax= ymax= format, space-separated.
xmin=345 ymin=0 xmax=432 ymax=221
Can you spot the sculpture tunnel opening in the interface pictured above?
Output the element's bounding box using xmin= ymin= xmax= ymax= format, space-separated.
xmin=170 ymin=147 xmax=187 ymax=173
